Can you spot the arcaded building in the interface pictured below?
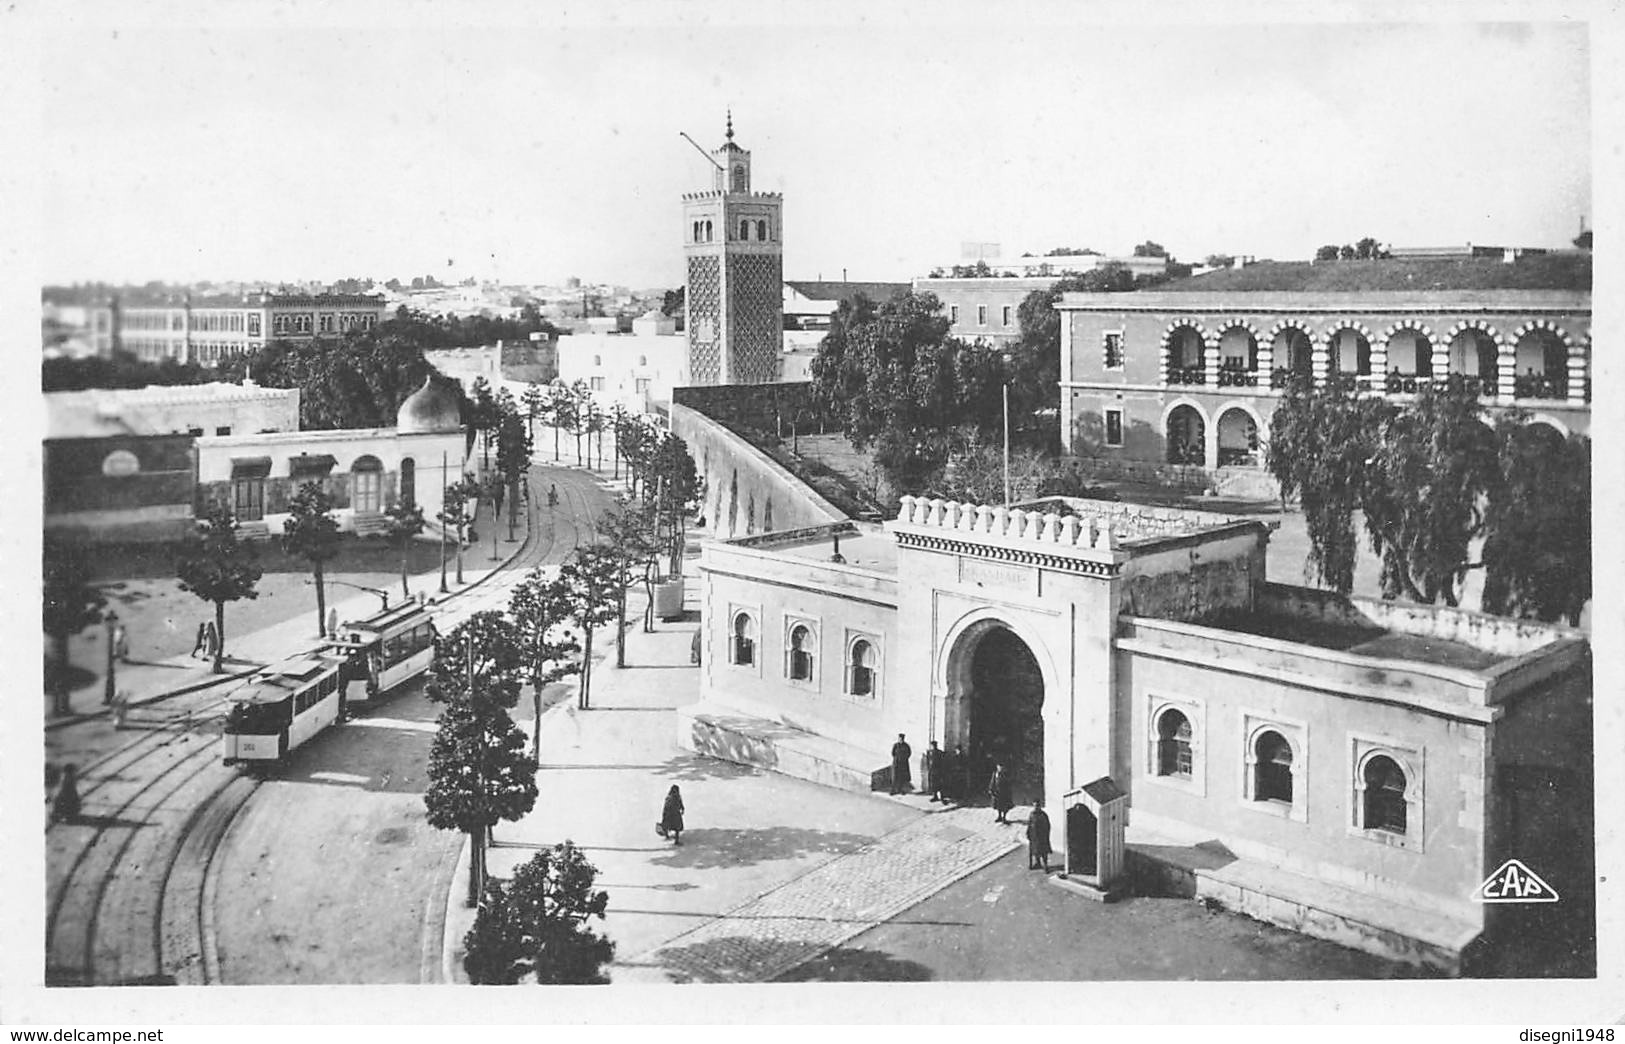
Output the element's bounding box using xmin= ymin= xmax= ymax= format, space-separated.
xmin=684 ymin=494 xmax=1592 ymax=972
xmin=1053 ymin=255 xmax=1591 ymax=485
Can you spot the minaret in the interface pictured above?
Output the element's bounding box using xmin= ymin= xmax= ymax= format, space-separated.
xmin=682 ymin=111 xmax=784 ymax=385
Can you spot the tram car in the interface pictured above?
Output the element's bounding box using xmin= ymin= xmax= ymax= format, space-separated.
xmin=323 ymin=601 xmax=437 ymax=713
xmin=222 ymin=652 xmax=349 ymax=767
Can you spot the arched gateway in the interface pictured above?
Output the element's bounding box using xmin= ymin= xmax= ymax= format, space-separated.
xmin=945 ymin=621 xmax=1046 ymax=806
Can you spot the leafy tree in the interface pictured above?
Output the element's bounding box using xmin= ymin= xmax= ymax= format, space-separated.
xmin=928 ymin=428 xmax=1054 ymax=505
xmin=43 ymin=539 xmax=107 ymax=717
xmin=479 ymin=473 xmax=506 ymax=562
xmin=661 ymin=286 xmax=685 ymax=318
xmin=1012 ymin=271 xmax=1129 ymax=430
xmin=495 ymin=406 xmax=533 ymax=541
xmin=462 ymin=842 xmax=613 ymax=985
xmin=1339 ymin=244 xmax=1356 ymax=261
xmin=1358 ymin=377 xmax=1500 ymax=606
xmin=1315 ymin=244 xmax=1341 ymax=262
xmin=1482 ymin=423 xmax=1590 ymax=625
xmin=427 ymin=611 xmax=527 ymax=711
xmin=175 ymin=502 xmax=263 ymax=673
xmin=1573 ymin=229 xmax=1592 ymax=250
xmin=281 ymin=482 xmax=342 ymax=636
xmin=470 ymin=376 xmax=498 ymax=470
xmin=507 ymin=569 xmax=582 ymax=763
xmin=1354 ymin=237 xmax=1386 ymax=260
xmin=597 ymin=496 xmax=658 ymax=664
xmin=426 ymin=698 xmax=538 ymax=906
xmin=521 ymin=382 xmax=546 ymax=445
xmin=382 ymin=501 xmax=427 ymax=600
xmin=1132 ymin=240 xmax=1168 ymax=258
xmin=650 ymin=434 xmax=700 ymax=577
xmin=555 ymin=544 xmax=623 ymax=710
xmin=1204 ymin=254 xmax=1236 ymax=269
xmin=42 ymin=348 xmax=213 ymax=393
xmin=439 ymin=473 xmax=482 ymax=584
xmin=1045 ymin=245 xmax=1098 ymax=256
xmin=565 ymin=380 xmax=591 ymax=465
xmin=553 ymin=382 xmax=582 ymax=465
xmin=1265 ymin=377 xmax=1385 ymax=594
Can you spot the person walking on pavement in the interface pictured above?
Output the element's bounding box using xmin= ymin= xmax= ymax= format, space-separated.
xmin=889 ymin=733 xmax=913 ymax=795
xmin=327 ymin=608 xmax=339 ymax=639
xmin=191 ymin=621 xmax=208 ymax=658
xmin=989 ymin=762 xmax=1014 ymax=823
xmin=1026 ymin=800 xmax=1052 ymax=871
xmin=51 ymin=763 xmax=81 ymax=825
xmin=113 ymin=621 xmax=130 ymax=662
xmin=921 ymin=740 xmax=944 ymax=802
xmin=203 ymin=620 xmax=220 ymax=660
xmin=660 ymin=785 xmax=685 ymax=845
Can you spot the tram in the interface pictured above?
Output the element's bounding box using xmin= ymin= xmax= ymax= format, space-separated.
xmin=221 ymin=653 xmax=349 ymax=767
xmin=323 ymin=601 xmax=437 ymax=713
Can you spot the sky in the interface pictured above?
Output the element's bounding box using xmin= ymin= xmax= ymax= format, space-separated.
xmin=24 ymin=3 xmax=1596 ymax=289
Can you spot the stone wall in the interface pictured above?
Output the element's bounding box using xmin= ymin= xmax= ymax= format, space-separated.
xmin=672 ymin=381 xmax=838 ymax=434
xmin=671 ymin=402 xmax=847 ymax=540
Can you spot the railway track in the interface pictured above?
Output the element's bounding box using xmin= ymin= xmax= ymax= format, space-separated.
xmin=42 ymin=462 xmax=610 ymax=987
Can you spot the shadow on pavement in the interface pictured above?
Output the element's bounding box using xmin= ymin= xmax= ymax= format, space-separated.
xmin=628 ymin=936 xmax=935 ymax=984
xmin=773 ymin=944 xmax=937 ymax=982
xmin=648 ymin=825 xmax=876 ymax=871
xmin=653 ymin=753 xmax=758 ymax=783
xmin=277 ymin=713 xmax=436 ymax=794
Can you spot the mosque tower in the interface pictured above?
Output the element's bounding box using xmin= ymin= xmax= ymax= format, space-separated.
xmin=682 ymin=112 xmax=784 ymax=385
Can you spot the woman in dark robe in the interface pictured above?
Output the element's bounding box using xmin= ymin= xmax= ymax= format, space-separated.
xmin=989 ymin=762 xmax=1014 ymax=823
xmin=889 ymin=734 xmax=913 ymax=795
xmin=52 ymin=763 xmax=81 ymax=825
xmin=1026 ymin=800 xmax=1052 ymax=871
xmin=661 ymin=785 xmax=685 ymax=845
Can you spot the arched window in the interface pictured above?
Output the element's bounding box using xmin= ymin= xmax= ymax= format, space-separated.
xmin=1157 ymin=709 xmax=1192 ymax=778
xmin=1254 ymin=731 xmax=1293 ymax=804
xmin=731 ymin=612 xmax=757 ymax=666
xmin=399 ymin=457 xmax=416 ymax=509
xmin=593 ymin=354 xmax=602 ymax=367
xmin=638 ymin=355 xmax=647 ymax=367
xmin=351 ymin=455 xmax=384 ymax=514
xmin=731 ymin=165 xmax=746 ymax=192
xmin=739 ymin=219 xmax=750 ymax=241
xmin=756 ymin=220 xmax=767 ymax=241
xmin=704 ymin=220 xmax=713 ymax=243
xmin=788 ymin=624 xmax=814 ymax=681
xmin=847 ymin=639 xmax=876 ymax=696
xmin=1363 ymin=755 xmax=1408 ymax=834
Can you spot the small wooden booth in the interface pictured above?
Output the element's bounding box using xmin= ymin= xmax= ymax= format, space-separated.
xmin=1059 ymin=776 xmax=1127 ymax=900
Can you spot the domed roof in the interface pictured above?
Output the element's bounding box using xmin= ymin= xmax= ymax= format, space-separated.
xmin=396 ymin=374 xmax=463 ymax=434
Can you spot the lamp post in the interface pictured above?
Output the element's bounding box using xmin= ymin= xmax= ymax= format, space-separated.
xmin=439 ymin=450 xmax=450 ymax=594
xmin=103 ymin=611 xmax=118 ymax=706
xmin=1002 ymin=381 xmax=1012 ymax=507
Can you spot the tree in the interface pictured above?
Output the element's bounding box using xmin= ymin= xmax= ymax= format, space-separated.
xmin=438 ymin=473 xmax=482 ymax=584
xmin=545 ymin=382 xmax=567 ymax=463
xmin=555 ymin=544 xmax=623 ymax=710
xmin=281 ymin=482 xmax=342 ymax=637
xmin=661 ymin=286 xmax=685 ymax=318
xmin=507 ymin=569 xmax=582 ymax=763
xmin=462 ymin=842 xmax=613 ymax=985
xmin=1573 ymin=229 xmax=1593 ymax=250
xmin=470 ymin=376 xmax=498 ymax=471
xmin=1265 ymin=376 xmax=1385 ymax=594
xmin=479 ymin=472 xmax=506 ymax=561
xmin=43 ymin=540 xmax=107 ymax=717
xmin=1354 ymin=237 xmax=1386 ymax=260
xmin=175 ymin=502 xmax=263 ymax=673
xmin=1132 ymin=240 xmax=1168 ymax=258
xmin=424 ymin=613 xmax=536 ymax=905
xmin=650 ymin=434 xmax=700 ymax=578
xmin=1338 ymin=244 xmax=1356 ymax=261
xmin=494 ymin=406 xmax=533 ymax=541
xmin=1315 ymin=244 xmax=1341 ymax=262
xmin=1358 ymin=377 xmax=1501 ymax=607
xmin=565 ymin=380 xmax=591 ymax=465
xmin=552 ymin=382 xmax=580 ymax=465
xmin=521 ymin=382 xmax=546 ymax=445
xmin=1482 ymin=423 xmax=1591 ymax=625
xmin=1204 ymin=254 xmax=1236 ymax=269
xmin=597 ymin=496 xmax=658 ymax=664
xmin=382 ymin=501 xmax=427 ymax=601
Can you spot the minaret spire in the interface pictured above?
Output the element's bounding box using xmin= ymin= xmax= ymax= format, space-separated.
xmin=726 ymin=108 xmax=734 ymax=142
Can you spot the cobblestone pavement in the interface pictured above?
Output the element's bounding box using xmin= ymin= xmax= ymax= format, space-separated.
xmin=617 ymin=807 xmax=1022 ymax=984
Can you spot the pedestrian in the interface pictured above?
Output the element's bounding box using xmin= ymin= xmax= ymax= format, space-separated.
xmin=1026 ymin=800 xmax=1052 ymax=871
xmin=111 ymin=689 xmax=131 ymax=730
xmin=690 ymin=627 xmax=702 ymax=666
xmin=989 ymin=762 xmax=1014 ymax=823
xmin=203 ymin=620 xmax=220 ymax=661
xmin=327 ymin=608 xmax=339 ymax=639
xmin=52 ymin=763 xmax=81 ymax=825
xmin=191 ymin=621 xmax=208 ymax=658
xmin=949 ymin=744 xmax=969 ymax=803
xmin=548 ymin=484 xmax=559 ymax=508
xmin=659 ymin=784 xmax=685 ymax=845
xmin=889 ymin=733 xmax=913 ymax=795
xmin=921 ymin=740 xmax=944 ymax=802
xmin=113 ymin=621 xmax=130 ymax=662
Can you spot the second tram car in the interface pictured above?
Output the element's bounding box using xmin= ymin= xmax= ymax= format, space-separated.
xmin=325 ymin=602 xmax=437 ymax=712
xmin=222 ymin=653 xmax=348 ymax=767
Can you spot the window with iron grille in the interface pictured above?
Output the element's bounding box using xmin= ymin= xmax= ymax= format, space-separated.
xmin=1363 ymin=755 xmax=1408 ymax=834
xmin=1254 ymin=731 xmax=1293 ymax=804
xmin=1104 ymin=331 xmax=1124 ymax=369
xmin=731 ymin=612 xmax=756 ymax=666
xmin=1157 ymin=709 xmax=1192 ymax=778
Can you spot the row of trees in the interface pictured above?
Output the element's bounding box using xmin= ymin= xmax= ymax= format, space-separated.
xmin=1314 ymin=237 xmax=1390 ymax=262
xmin=1266 ymin=375 xmax=1590 ymax=624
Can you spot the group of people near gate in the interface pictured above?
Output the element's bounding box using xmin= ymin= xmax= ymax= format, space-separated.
xmin=888 ymin=734 xmax=1052 ymax=872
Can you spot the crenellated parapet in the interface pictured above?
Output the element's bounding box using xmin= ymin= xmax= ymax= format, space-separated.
xmin=889 ymin=495 xmax=1247 ymax=562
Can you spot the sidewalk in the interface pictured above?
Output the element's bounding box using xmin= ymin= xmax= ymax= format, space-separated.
xmin=441 ymin=573 xmax=1022 ymax=985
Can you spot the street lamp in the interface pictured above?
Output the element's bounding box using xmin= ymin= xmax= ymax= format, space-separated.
xmin=439 ymin=449 xmax=450 ymax=594
xmin=1001 ymin=350 xmax=1014 ymax=506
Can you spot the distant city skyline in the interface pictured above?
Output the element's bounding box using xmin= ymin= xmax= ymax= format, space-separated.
xmin=34 ymin=6 xmax=1592 ymax=289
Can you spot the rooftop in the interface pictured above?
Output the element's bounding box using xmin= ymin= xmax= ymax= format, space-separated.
xmin=1154 ymin=254 xmax=1591 ymax=294
xmin=784 ymin=280 xmax=910 ymax=305
xmin=769 ymin=524 xmax=899 ymax=576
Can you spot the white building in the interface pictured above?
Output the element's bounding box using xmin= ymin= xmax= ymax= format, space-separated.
xmin=45 ymin=382 xmax=301 ymax=440
xmin=555 ymin=311 xmax=690 ymax=415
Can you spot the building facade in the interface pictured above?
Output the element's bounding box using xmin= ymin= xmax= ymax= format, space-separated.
xmin=682 ymin=116 xmax=783 ymax=386
xmin=1053 ymin=258 xmax=1591 ymax=475
xmin=687 ymin=495 xmax=1591 ymax=971
xmin=92 ymin=292 xmax=386 ymax=367
xmin=45 ymin=382 xmax=300 ymax=440
xmin=555 ymin=312 xmax=690 ymax=416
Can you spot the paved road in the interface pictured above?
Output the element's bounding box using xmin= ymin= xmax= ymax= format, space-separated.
xmin=211 ymin=463 xmax=615 ymax=984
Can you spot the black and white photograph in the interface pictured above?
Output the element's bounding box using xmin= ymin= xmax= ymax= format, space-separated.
xmin=5 ymin=0 xmax=1619 ymax=1028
